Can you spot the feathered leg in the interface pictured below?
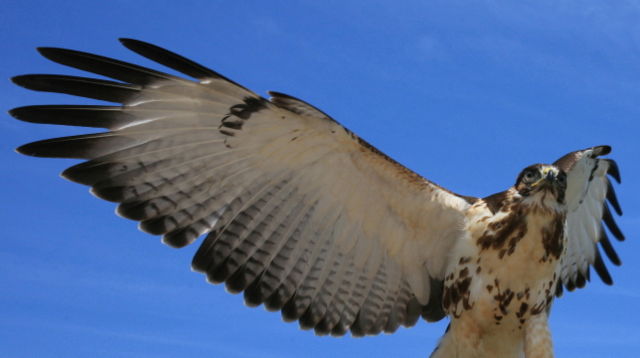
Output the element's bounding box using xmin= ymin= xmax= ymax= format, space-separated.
xmin=524 ymin=313 xmax=553 ymax=358
xmin=430 ymin=317 xmax=482 ymax=358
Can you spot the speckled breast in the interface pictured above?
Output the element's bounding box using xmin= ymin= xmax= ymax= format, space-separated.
xmin=443 ymin=203 xmax=566 ymax=329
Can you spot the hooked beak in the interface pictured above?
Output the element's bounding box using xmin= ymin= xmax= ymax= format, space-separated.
xmin=545 ymin=169 xmax=556 ymax=181
xmin=531 ymin=167 xmax=557 ymax=188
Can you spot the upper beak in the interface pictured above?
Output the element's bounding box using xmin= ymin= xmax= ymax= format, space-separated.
xmin=532 ymin=168 xmax=557 ymax=187
xmin=545 ymin=170 xmax=556 ymax=182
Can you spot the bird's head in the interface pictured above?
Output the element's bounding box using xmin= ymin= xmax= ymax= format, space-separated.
xmin=515 ymin=164 xmax=567 ymax=205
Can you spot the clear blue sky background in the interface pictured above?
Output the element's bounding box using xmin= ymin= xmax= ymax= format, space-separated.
xmin=2 ymin=1 xmax=639 ymax=357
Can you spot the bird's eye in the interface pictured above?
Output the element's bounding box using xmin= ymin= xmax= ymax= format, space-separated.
xmin=523 ymin=170 xmax=538 ymax=182
xmin=519 ymin=169 xmax=542 ymax=185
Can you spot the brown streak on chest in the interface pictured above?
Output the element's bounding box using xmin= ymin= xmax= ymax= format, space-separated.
xmin=443 ymin=276 xmax=473 ymax=318
xmin=493 ymin=281 xmax=515 ymax=316
xmin=476 ymin=209 xmax=528 ymax=257
xmin=540 ymin=215 xmax=565 ymax=262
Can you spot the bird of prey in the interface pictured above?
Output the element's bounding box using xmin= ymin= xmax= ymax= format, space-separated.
xmin=11 ymin=39 xmax=624 ymax=358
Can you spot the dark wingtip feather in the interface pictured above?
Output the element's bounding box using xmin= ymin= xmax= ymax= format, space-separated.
xmin=263 ymin=286 xmax=291 ymax=312
xmin=36 ymin=47 xmax=94 ymax=67
xmin=565 ymin=279 xmax=576 ymax=292
xmin=12 ymin=74 xmax=43 ymax=89
xmin=603 ymin=203 xmax=625 ymax=241
xmin=8 ymin=107 xmax=24 ymax=120
xmin=298 ymin=307 xmax=320 ymax=331
xmin=162 ymin=229 xmax=199 ymax=248
xmin=191 ymin=235 xmax=217 ymax=273
xmin=314 ymin=319 xmax=334 ymax=336
xmin=598 ymin=228 xmax=622 ymax=266
xmin=119 ymin=38 xmax=215 ymax=80
xmin=11 ymin=74 xmax=139 ymax=103
xmin=574 ymin=271 xmax=587 ymax=289
xmin=36 ymin=46 xmax=65 ymax=60
xmin=594 ymin=145 xmax=612 ymax=156
xmin=349 ymin=313 xmax=365 ymax=337
xmin=119 ymin=38 xmax=253 ymax=94
xmin=16 ymin=140 xmax=60 ymax=157
xmin=62 ymin=160 xmax=109 ymax=185
xmin=37 ymin=46 xmax=175 ymax=86
xmin=15 ymin=142 xmax=36 ymax=156
xmin=593 ymin=253 xmax=613 ymax=285
xmin=9 ymin=105 xmax=130 ymax=129
xmin=8 ymin=105 xmax=58 ymax=125
xmin=12 ymin=74 xmax=79 ymax=94
xmin=225 ymin=274 xmax=245 ymax=295
xmin=606 ymin=180 xmax=623 ymax=216
xmin=606 ymin=159 xmax=621 ymax=183
xmin=281 ymin=295 xmax=304 ymax=322
xmin=244 ymin=278 xmax=264 ymax=308
xmin=16 ymin=137 xmax=89 ymax=158
xmin=330 ymin=323 xmax=348 ymax=337
xmin=17 ymin=133 xmax=133 ymax=159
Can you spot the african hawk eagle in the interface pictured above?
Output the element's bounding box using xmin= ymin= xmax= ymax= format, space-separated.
xmin=11 ymin=39 xmax=625 ymax=358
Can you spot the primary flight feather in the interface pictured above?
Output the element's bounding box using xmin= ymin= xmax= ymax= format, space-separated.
xmin=11 ymin=39 xmax=624 ymax=357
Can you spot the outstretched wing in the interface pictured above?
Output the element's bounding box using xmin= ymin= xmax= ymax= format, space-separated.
xmin=553 ymin=145 xmax=624 ymax=294
xmin=11 ymin=39 xmax=475 ymax=336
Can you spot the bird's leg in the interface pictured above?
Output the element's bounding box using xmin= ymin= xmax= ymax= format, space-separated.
xmin=431 ymin=316 xmax=483 ymax=358
xmin=524 ymin=313 xmax=553 ymax=358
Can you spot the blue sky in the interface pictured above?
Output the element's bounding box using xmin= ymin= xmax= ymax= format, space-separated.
xmin=1 ymin=1 xmax=639 ymax=357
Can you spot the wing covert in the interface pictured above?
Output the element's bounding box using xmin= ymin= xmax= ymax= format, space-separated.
xmin=12 ymin=40 xmax=475 ymax=336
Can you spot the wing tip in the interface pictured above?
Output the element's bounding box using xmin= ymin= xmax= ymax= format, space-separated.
xmin=161 ymin=234 xmax=195 ymax=249
xmin=14 ymin=144 xmax=28 ymax=156
xmin=593 ymin=253 xmax=614 ymax=286
xmin=36 ymin=46 xmax=62 ymax=59
xmin=15 ymin=141 xmax=43 ymax=157
xmin=119 ymin=37 xmax=145 ymax=49
xmin=8 ymin=106 xmax=24 ymax=121
xmin=606 ymin=159 xmax=622 ymax=183
xmin=598 ymin=228 xmax=622 ymax=266
xmin=603 ymin=203 xmax=625 ymax=241
xmin=606 ymin=180 xmax=623 ymax=216
xmin=11 ymin=74 xmax=36 ymax=89
xmin=35 ymin=46 xmax=87 ymax=68
xmin=594 ymin=145 xmax=611 ymax=156
xmin=8 ymin=105 xmax=47 ymax=124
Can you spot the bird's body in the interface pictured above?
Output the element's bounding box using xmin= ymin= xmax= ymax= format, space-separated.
xmin=11 ymin=40 xmax=625 ymax=358
xmin=435 ymin=184 xmax=565 ymax=357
